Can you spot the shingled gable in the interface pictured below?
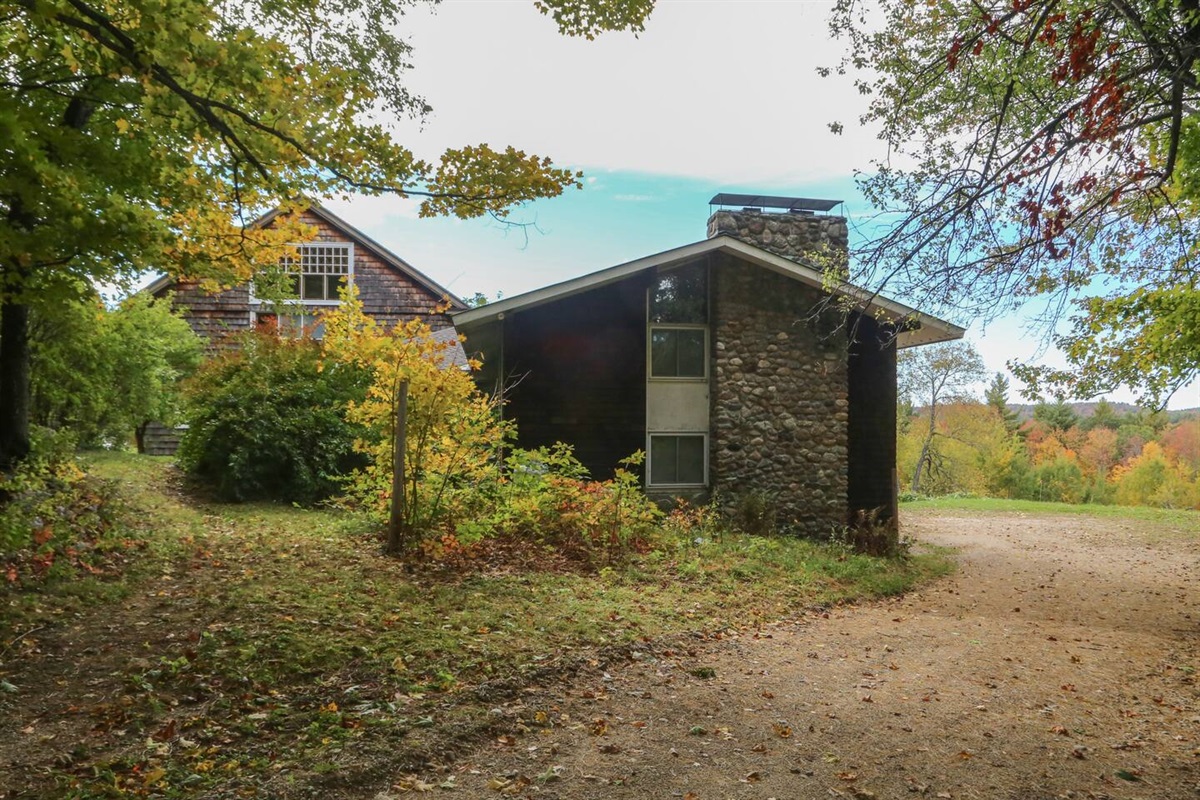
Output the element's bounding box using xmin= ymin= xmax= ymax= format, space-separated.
xmin=454 ymin=208 xmax=965 ymax=537
xmin=146 ymin=202 xmax=467 ymax=344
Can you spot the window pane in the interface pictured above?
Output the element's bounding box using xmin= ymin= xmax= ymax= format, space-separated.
xmin=649 ymin=265 xmax=707 ymax=323
xmin=675 ymin=436 xmax=706 ymax=484
xmin=649 ymin=436 xmax=679 ymax=485
xmin=308 ymin=316 xmax=327 ymax=340
xmin=649 ymin=435 xmax=706 ymax=485
xmin=676 ymin=330 xmax=706 ymax=377
xmin=302 ymin=274 xmax=326 ymax=300
xmin=650 ymin=330 xmax=679 ymax=377
xmin=287 ymin=274 xmax=301 ymax=297
xmin=326 ymin=274 xmax=346 ymax=299
xmin=278 ymin=314 xmax=302 ymax=337
xmin=651 ymin=328 xmax=705 ymax=378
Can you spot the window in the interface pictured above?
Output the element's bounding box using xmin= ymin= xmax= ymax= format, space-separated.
xmin=648 ymin=434 xmax=706 ymax=486
xmin=650 ymin=328 xmax=706 ymax=378
xmin=254 ymin=311 xmax=327 ymax=339
xmin=648 ymin=264 xmax=708 ymax=379
xmin=279 ymin=243 xmax=352 ymax=303
xmin=649 ymin=264 xmax=707 ymax=324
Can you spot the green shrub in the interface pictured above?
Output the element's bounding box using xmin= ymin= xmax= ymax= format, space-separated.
xmin=452 ymin=445 xmax=663 ymax=565
xmin=1024 ymin=455 xmax=1087 ymax=503
xmin=1 ymin=427 xmax=134 ymax=586
xmin=177 ymin=332 xmax=371 ymax=504
xmin=837 ymin=508 xmax=908 ymax=557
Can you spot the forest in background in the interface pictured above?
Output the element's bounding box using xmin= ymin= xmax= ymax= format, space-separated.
xmin=900 ymin=378 xmax=1200 ymax=509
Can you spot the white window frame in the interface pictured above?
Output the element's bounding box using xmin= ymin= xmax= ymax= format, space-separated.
xmin=249 ymin=241 xmax=355 ymax=307
xmin=646 ymin=432 xmax=709 ymax=488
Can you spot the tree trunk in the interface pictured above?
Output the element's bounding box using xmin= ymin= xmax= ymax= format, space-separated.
xmin=385 ymin=379 xmax=410 ymax=555
xmin=0 ymin=298 xmax=31 ymax=473
xmin=911 ymin=399 xmax=937 ymax=493
xmin=135 ymin=421 xmax=148 ymax=455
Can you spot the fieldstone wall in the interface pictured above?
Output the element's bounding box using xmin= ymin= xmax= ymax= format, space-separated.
xmin=708 ymin=209 xmax=848 ymax=265
xmin=710 ymin=254 xmax=849 ymax=537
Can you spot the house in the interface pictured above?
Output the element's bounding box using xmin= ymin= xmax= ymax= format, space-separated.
xmin=452 ymin=194 xmax=964 ymax=535
xmin=145 ymin=203 xmax=467 ymax=345
xmin=142 ymin=202 xmax=467 ymax=453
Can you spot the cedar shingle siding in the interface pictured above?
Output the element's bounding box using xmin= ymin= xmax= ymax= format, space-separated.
xmin=157 ymin=207 xmax=461 ymax=346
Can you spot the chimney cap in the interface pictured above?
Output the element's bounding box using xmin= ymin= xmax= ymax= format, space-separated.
xmin=709 ymin=193 xmax=841 ymax=213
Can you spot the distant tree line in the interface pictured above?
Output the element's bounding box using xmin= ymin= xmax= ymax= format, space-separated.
xmin=900 ymin=344 xmax=1200 ymax=508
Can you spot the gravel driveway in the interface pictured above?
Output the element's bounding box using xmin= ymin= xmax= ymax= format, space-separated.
xmin=415 ymin=508 xmax=1200 ymax=800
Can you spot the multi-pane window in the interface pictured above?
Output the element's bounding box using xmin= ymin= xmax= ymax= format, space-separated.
xmin=280 ymin=243 xmax=351 ymax=302
xmin=648 ymin=434 xmax=706 ymax=486
xmin=254 ymin=311 xmax=327 ymax=340
xmin=649 ymin=264 xmax=708 ymax=379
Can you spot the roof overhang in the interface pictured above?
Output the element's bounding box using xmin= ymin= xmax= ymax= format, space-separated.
xmin=452 ymin=236 xmax=965 ymax=349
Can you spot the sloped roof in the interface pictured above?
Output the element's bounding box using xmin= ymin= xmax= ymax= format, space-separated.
xmin=430 ymin=325 xmax=470 ymax=371
xmin=142 ymin=202 xmax=467 ymax=310
xmin=452 ymin=236 xmax=964 ymax=349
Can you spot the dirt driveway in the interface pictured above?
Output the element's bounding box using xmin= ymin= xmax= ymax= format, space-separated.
xmin=418 ymin=510 xmax=1200 ymax=800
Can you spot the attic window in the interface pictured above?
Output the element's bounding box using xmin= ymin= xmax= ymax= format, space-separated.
xmin=280 ymin=243 xmax=352 ymax=303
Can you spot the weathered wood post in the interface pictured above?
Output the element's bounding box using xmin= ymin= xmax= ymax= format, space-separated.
xmin=386 ymin=379 xmax=410 ymax=555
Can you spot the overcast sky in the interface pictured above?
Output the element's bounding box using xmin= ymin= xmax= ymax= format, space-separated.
xmin=313 ymin=0 xmax=1197 ymax=410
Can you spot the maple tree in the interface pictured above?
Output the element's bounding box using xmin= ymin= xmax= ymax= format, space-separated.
xmin=828 ymin=0 xmax=1200 ymax=405
xmin=0 ymin=0 xmax=653 ymax=473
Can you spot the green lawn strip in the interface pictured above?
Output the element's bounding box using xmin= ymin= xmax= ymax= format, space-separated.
xmin=37 ymin=453 xmax=951 ymax=798
xmin=902 ymin=495 xmax=1200 ymax=533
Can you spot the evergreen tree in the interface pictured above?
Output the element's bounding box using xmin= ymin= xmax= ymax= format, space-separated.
xmin=984 ymin=372 xmax=1020 ymax=434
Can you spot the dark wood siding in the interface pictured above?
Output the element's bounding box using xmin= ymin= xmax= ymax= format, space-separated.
xmin=847 ymin=315 xmax=898 ymax=523
xmin=501 ymin=279 xmax=648 ymax=479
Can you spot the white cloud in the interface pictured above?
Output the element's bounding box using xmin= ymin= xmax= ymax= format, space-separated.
xmin=389 ymin=1 xmax=878 ymax=185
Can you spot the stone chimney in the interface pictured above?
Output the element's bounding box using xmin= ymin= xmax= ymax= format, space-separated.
xmin=707 ymin=203 xmax=848 ymax=264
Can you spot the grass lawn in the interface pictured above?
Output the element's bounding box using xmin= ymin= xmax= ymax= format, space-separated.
xmin=1 ymin=454 xmax=953 ymax=798
xmin=903 ymin=495 xmax=1200 ymax=535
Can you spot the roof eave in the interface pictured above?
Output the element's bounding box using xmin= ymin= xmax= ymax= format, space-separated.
xmin=453 ymin=236 xmax=965 ymax=347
